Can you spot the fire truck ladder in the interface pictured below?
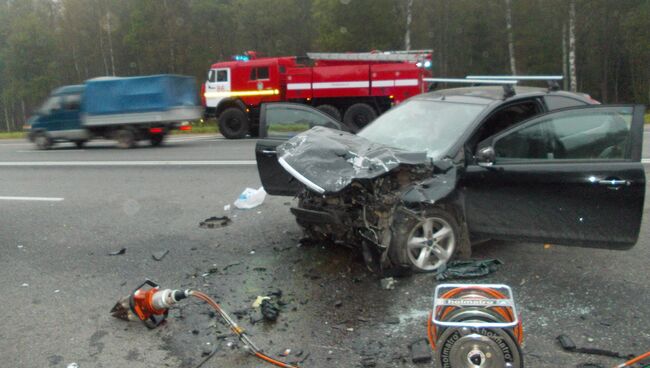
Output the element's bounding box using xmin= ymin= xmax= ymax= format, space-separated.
xmin=307 ymin=50 xmax=432 ymax=63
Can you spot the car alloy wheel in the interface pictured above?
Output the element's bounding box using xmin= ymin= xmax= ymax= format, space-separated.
xmin=405 ymin=216 xmax=455 ymax=271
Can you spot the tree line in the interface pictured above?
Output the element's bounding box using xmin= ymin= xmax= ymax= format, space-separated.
xmin=0 ymin=0 xmax=648 ymax=132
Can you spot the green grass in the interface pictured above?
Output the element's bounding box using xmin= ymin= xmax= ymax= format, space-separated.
xmin=0 ymin=131 xmax=26 ymax=139
xmin=171 ymin=120 xmax=219 ymax=135
xmin=645 ymin=113 xmax=650 ymax=124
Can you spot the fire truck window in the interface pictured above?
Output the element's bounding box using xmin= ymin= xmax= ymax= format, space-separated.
xmin=216 ymin=70 xmax=228 ymax=82
xmin=249 ymin=68 xmax=256 ymax=80
xmin=208 ymin=70 xmax=216 ymax=83
xmin=257 ymin=67 xmax=269 ymax=80
xmin=266 ymin=107 xmax=339 ymax=137
xmin=279 ymin=66 xmax=286 ymax=74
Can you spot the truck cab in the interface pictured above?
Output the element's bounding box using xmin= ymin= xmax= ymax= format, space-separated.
xmin=28 ymin=84 xmax=88 ymax=149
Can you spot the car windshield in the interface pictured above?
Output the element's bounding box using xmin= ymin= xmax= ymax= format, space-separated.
xmin=357 ymin=99 xmax=486 ymax=159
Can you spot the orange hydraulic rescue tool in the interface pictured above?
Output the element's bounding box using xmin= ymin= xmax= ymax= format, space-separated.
xmin=110 ymin=279 xmax=299 ymax=368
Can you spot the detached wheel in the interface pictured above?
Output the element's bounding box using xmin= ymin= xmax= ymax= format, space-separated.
xmin=316 ymin=104 xmax=342 ymax=121
xmin=116 ymin=129 xmax=136 ymax=149
xmin=218 ymin=107 xmax=249 ymax=139
xmin=34 ymin=132 xmax=52 ymax=150
xmin=343 ymin=103 xmax=377 ymax=132
xmin=389 ymin=207 xmax=459 ymax=273
xmin=149 ymin=133 xmax=165 ymax=146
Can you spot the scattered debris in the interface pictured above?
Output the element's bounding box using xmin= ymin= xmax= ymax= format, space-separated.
xmin=199 ymin=216 xmax=231 ymax=229
xmin=223 ymin=204 xmax=231 ymax=211
xmin=151 ymin=250 xmax=169 ymax=261
xmin=252 ymin=296 xmax=271 ymax=308
xmin=66 ymin=363 xmax=79 ymax=368
xmin=21 ymin=283 xmax=29 ymax=287
xmin=576 ymin=364 xmax=604 ymax=368
xmin=260 ymin=299 xmax=279 ymax=321
xmin=380 ymin=277 xmax=396 ymax=290
xmin=556 ymin=334 xmax=634 ymax=359
xmin=409 ymin=338 xmax=432 ymax=364
xmin=234 ymin=187 xmax=267 ymax=209
xmin=107 ymin=247 xmax=126 ymax=256
xmin=334 ymin=300 xmax=343 ymax=308
xmin=17 ymin=244 xmax=23 ymax=249
xmin=360 ymin=356 xmax=377 ymax=367
xmin=280 ymin=349 xmax=291 ymax=357
xmin=435 ymin=259 xmax=503 ymax=280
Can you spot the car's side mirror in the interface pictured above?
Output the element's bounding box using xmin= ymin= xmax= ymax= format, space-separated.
xmin=476 ymin=146 xmax=495 ymax=167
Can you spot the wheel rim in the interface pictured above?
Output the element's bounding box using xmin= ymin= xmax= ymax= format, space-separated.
xmin=406 ymin=217 xmax=455 ymax=271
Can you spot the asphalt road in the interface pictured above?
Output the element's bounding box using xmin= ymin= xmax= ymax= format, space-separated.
xmin=1 ymin=133 xmax=649 ymax=368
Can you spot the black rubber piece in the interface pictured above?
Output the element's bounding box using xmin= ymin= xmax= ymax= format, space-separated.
xmin=174 ymin=290 xmax=188 ymax=301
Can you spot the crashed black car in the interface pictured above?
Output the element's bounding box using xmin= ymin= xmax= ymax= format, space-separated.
xmin=255 ymin=86 xmax=646 ymax=273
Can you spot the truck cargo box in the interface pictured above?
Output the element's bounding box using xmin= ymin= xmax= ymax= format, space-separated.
xmin=82 ymin=75 xmax=202 ymax=127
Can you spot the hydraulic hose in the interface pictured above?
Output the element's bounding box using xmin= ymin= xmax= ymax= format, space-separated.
xmin=188 ymin=290 xmax=300 ymax=368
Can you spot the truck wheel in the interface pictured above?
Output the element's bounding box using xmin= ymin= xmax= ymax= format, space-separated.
xmin=218 ymin=108 xmax=249 ymax=139
xmin=116 ymin=129 xmax=136 ymax=149
xmin=316 ymin=104 xmax=342 ymax=121
xmin=150 ymin=133 xmax=165 ymax=147
xmin=34 ymin=132 xmax=52 ymax=150
xmin=388 ymin=207 xmax=460 ymax=273
xmin=74 ymin=140 xmax=86 ymax=149
xmin=343 ymin=103 xmax=377 ymax=132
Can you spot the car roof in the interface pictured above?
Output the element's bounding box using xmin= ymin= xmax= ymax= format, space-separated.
xmin=415 ymin=85 xmax=591 ymax=105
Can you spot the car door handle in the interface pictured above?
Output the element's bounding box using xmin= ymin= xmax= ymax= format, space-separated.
xmin=261 ymin=149 xmax=276 ymax=155
xmin=598 ymin=179 xmax=629 ymax=186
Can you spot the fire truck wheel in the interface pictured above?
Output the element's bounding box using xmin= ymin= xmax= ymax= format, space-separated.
xmin=316 ymin=105 xmax=342 ymax=121
xmin=343 ymin=103 xmax=377 ymax=131
xmin=218 ymin=108 xmax=249 ymax=139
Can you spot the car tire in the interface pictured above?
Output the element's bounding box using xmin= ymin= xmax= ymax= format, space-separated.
xmin=316 ymin=104 xmax=342 ymax=121
xmin=389 ymin=207 xmax=460 ymax=273
xmin=218 ymin=107 xmax=249 ymax=139
xmin=343 ymin=103 xmax=377 ymax=132
xmin=116 ymin=128 xmax=136 ymax=149
xmin=150 ymin=133 xmax=165 ymax=146
xmin=34 ymin=132 xmax=53 ymax=150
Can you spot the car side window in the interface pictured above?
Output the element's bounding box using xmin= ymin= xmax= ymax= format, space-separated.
xmin=544 ymin=95 xmax=587 ymax=110
xmin=62 ymin=94 xmax=81 ymax=110
xmin=493 ymin=106 xmax=633 ymax=161
xmin=266 ymin=107 xmax=339 ymax=138
xmin=474 ymin=99 xmax=542 ymax=145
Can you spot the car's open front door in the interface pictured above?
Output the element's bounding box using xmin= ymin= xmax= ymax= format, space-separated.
xmin=463 ymin=105 xmax=646 ymax=249
xmin=255 ymin=103 xmax=344 ymax=196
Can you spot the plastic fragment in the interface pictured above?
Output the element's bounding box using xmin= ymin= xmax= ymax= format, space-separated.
xmin=108 ymin=247 xmax=126 ymax=256
xmin=234 ymin=187 xmax=267 ymax=209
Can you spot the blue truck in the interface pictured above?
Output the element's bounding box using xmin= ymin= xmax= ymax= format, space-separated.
xmin=26 ymin=75 xmax=202 ymax=149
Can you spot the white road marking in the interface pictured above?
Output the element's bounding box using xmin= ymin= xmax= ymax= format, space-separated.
xmin=0 ymin=196 xmax=64 ymax=201
xmin=643 ymin=158 xmax=650 ymax=164
xmin=0 ymin=160 xmax=256 ymax=166
xmin=16 ymin=150 xmax=85 ymax=153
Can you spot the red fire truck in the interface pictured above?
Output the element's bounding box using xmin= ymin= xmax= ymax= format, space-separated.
xmin=202 ymin=50 xmax=433 ymax=139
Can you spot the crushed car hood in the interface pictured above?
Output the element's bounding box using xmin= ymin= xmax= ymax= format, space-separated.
xmin=276 ymin=126 xmax=430 ymax=194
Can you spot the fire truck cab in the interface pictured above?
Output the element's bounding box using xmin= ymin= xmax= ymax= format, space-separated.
xmin=203 ymin=51 xmax=432 ymax=139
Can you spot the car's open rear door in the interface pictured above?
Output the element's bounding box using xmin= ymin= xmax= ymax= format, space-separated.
xmin=255 ymin=103 xmax=344 ymax=196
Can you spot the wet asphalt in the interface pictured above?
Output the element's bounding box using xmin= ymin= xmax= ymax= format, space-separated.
xmin=0 ymin=134 xmax=649 ymax=368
